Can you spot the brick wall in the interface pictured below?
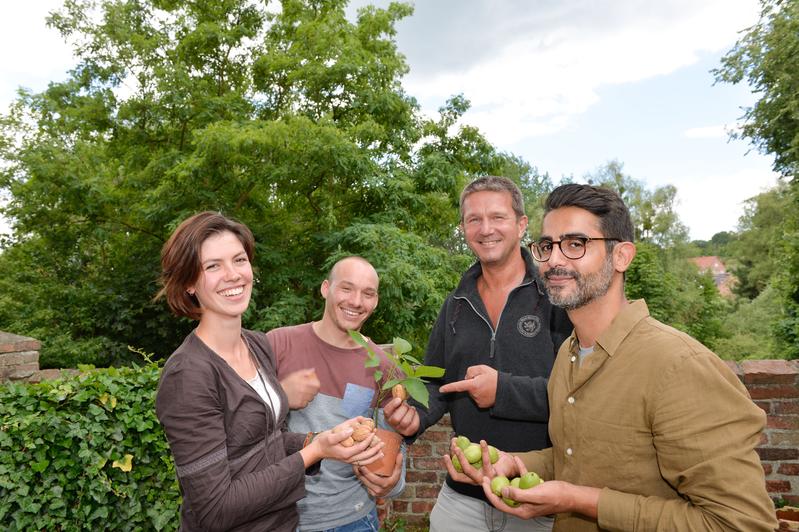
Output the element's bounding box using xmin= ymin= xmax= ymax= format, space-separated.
xmin=0 ymin=331 xmax=79 ymax=383
xmin=734 ymin=360 xmax=799 ymax=507
xmin=0 ymin=331 xmax=41 ymax=382
xmin=385 ymin=359 xmax=799 ymax=526
xmin=2 ymin=332 xmax=795 ymax=524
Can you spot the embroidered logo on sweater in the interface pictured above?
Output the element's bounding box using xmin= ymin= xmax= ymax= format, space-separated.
xmin=517 ymin=315 xmax=542 ymax=337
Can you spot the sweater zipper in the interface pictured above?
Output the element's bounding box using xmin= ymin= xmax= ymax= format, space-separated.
xmin=454 ymin=277 xmax=534 ymax=359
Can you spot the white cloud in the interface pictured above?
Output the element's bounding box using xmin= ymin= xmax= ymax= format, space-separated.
xmin=674 ymin=167 xmax=780 ymax=240
xmin=683 ymin=125 xmax=730 ymax=139
xmin=0 ymin=1 xmax=77 ymax=113
xmin=399 ymin=0 xmax=761 ymax=145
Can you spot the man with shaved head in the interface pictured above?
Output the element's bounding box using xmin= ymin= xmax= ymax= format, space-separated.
xmin=269 ymin=256 xmax=406 ymax=531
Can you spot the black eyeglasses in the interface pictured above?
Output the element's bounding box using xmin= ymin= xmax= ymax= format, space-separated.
xmin=529 ymin=236 xmax=619 ymax=262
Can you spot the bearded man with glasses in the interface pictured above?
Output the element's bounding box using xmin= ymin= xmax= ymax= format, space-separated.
xmin=455 ymin=183 xmax=776 ymax=531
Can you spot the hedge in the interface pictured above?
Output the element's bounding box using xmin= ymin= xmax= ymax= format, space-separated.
xmin=0 ymin=360 xmax=179 ymax=531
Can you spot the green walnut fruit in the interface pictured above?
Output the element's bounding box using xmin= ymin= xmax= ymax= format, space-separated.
xmin=463 ymin=443 xmax=482 ymax=464
xmin=451 ymin=454 xmax=463 ymax=473
xmin=490 ymin=475 xmax=510 ymax=497
xmin=487 ymin=445 xmax=499 ymax=464
xmin=502 ymin=477 xmax=521 ymax=507
xmin=456 ymin=435 xmax=471 ymax=450
xmin=518 ymin=471 xmax=542 ymax=489
xmin=502 ymin=496 xmax=520 ymax=508
xmin=472 ymin=458 xmax=483 ymax=470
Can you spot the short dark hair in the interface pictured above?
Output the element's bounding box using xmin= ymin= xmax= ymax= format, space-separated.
xmin=544 ymin=184 xmax=634 ymax=243
xmin=156 ymin=211 xmax=255 ymax=320
xmin=460 ymin=176 xmax=526 ymax=221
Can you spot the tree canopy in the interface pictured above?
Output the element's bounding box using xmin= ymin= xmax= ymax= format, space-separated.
xmin=1 ymin=0 xmax=794 ymax=365
xmin=1 ymin=0 xmax=543 ymax=366
xmin=715 ymin=0 xmax=799 ymax=358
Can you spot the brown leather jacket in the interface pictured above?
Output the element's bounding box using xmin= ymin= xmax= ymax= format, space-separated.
xmin=156 ymin=329 xmax=316 ymax=531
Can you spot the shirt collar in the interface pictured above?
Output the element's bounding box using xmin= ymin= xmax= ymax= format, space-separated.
xmin=566 ymin=299 xmax=650 ymax=357
xmin=595 ymin=299 xmax=650 ymax=357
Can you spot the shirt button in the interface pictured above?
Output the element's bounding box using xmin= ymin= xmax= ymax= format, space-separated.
xmin=566 ymin=448 xmax=573 ymax=456
xmin=567 ymin=396 xmax=575 ymax=404
xmin=570 ymin=355 xmax=576 ymax=363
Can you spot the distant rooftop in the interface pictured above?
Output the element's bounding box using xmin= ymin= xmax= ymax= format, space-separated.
xmin=689 ymin=256 xmax=735 ymax=297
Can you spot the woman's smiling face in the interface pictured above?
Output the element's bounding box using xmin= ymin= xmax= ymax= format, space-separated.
xmin=190 ymin=230 xmax=253 ymax=321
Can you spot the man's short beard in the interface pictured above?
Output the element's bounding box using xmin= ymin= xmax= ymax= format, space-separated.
xmin=544 ymin=257 xmax=614 ymax=311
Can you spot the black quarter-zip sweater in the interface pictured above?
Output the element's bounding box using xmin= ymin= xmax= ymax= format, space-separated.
xmin=414 ymin=246 xmax=572 ymax=502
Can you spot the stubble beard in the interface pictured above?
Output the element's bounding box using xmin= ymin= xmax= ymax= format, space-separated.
xmin=544 ymin=257 xmax=614 ymax=311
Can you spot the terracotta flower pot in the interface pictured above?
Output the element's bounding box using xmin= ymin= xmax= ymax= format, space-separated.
xmin=366 ymin=428 xmax=403 ymax=476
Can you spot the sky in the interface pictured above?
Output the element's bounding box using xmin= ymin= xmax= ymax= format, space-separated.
xmin=0 ymin=0 xmax=782 ymax=241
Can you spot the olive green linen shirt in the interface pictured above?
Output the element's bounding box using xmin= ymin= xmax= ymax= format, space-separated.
xmin=520 ymin=300 xmax=777 ymax=531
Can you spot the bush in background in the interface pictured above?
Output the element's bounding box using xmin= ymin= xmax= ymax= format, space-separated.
xmin=0 ymin=360 xmax=179 ymax=531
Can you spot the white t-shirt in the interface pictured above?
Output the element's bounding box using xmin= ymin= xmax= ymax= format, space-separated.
xmin=579 ymin=344 xmax=595 ymax=362
xmin=247 ymin=369 xmax=282 ymax=415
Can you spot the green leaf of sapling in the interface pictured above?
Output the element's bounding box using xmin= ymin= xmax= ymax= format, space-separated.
xmin=404 ymin=378 xmax=429 ymax=408
xmin=411 ymin=365 xmax=445 ymax=379
xmin=392 ymin=337 xmax=412 ymax=355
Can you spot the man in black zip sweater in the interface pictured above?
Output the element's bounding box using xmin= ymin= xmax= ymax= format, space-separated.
xmin=385 ymin=176 xmax=572 ymax=532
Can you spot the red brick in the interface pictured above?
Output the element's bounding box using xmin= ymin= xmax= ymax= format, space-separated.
xmin=0 ymin=350 xmax=39 ymax=367
xmin=419 ymin=430 xmax=451 ymax=442
xmin=403 ymin=513 xmax=430 ymax=526
xmin=416 ymin=484 xmax=441 ymax=499
xmin=407 ymin=470 xmax=438 ymax=483
xmin=5 ymin=363 xmax=39 ymax=380
xmin=778 ymin=463 xmax=799 ymax=476
xmin=775 ymin=400 xmax=799 ymax=415
xmin=766 ymin=479 xmax=792 ymax=493
xmin=779 ymin=494 xmax=799 ymax=506
xmin=435 ymin=443 xmax=452 ymax=456
xmin=742 ymin=360 xmax=799 ymax=385
xmin=411 ymin=501 xmax=435 ymax=514
xmin=768 ymin=416 xmax=799 ymax=430
xmin=427 ymin=418 xmax=451 ymax=427
xmin=723 ymin=360 xmax=742 ymax=380
xmin=757 ymin=448 xmax=799 ymax=461
xmin=771 ymin=431 xmax=799 ymax=447
xmin=748 ymin=385 xmax=799 ymax=400
xmin=391 ymin=500 xmax=408 ymax=512
xmin=754 ymin=400 xmax=772 ymax=414
xmin=413 ymin=457 xmax=445 ymax=470
xmin=0 ymin=331 xmax=41 ymax=353
xmin=762 ymin=463 xmax=773 ymax=475
xmin=760 ymin=432 xmax=769 ymax=445
xmin=410 ymin=443 xmax=432 ymax=457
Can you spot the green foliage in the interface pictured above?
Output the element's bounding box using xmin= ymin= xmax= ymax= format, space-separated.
xmin=0 ymin=0 xmax=496 ymax=365
xmin=0 ymin=360 xmax=179 ymax=531
xmin=350 ymin=330 xmax=444 ymax=411
xmin=0 ymin=0 xmax=789 ymax=368
xmin=314 ymin=223 xmax=472 ymax=350
xmin=626 ymin=242 xmax=728 ymax=349
xmin=715 ymin=0 xmax=799 ymax=359
xmin=625 ymin=242 xmax=679 ymax=324
xmin=714 ymin=0 xmax=799 ymax=176
xmin=726 ymin=183 xmax=790 ymax=299
xmin=714 ymin=285 xmax=782 ymax=360
xmin=381 ymin=515 xmax=429 ymax=532
xmin=585 ymin=160 xmax=689 ymax=247
xmin=773 ymin=179 xmax=799 ymax=359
